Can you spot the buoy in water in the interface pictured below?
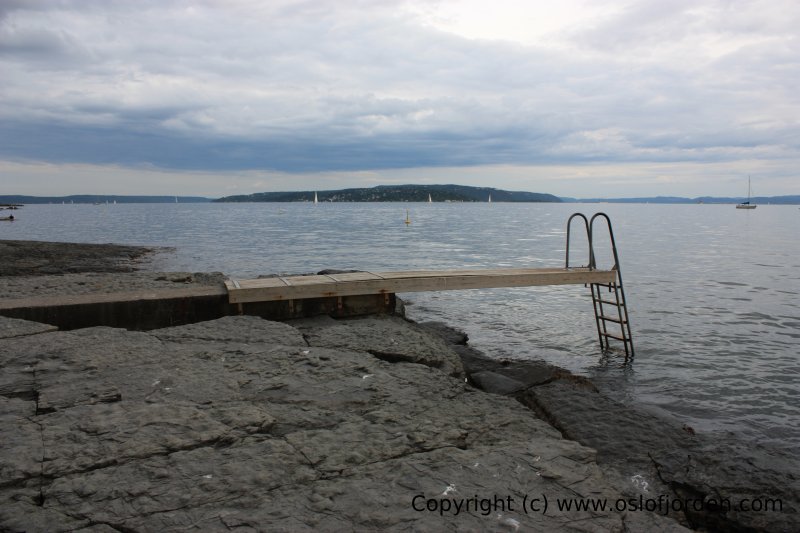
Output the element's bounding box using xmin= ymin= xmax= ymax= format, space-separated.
xmin=405 ymin=209 xmax=410 ymax=225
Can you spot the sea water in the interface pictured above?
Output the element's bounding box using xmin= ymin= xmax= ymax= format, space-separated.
xmin=3 ymin=202 xmax=799 ymax=453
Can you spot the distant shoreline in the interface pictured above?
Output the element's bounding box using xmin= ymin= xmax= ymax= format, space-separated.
xmin=2 ymin=186 xmax=800 ymax=206
xmin=3 ymin=197 xmax=800 ymax=205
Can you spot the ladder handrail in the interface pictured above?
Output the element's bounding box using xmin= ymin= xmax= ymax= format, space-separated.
xmin=565 ymin=213 xmax=593 ymax=269
xmin=588 ymin=212 xmax=620 ymax=273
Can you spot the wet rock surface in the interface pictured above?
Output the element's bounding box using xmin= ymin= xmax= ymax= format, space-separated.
xmin=426 ymin=323 xmax=800 ymax=532
xmin=0 ymin=315 xmax=686 ymax=532
xmin=291 ymin=315 xmax=465 ymax=378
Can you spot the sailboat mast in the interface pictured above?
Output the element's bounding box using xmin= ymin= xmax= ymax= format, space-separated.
xmin=748 ymin=176 xmax=751 ymax=202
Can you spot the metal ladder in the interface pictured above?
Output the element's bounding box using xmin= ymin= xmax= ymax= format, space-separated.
xmin=566 ymin=213 xmax=634 ymax=358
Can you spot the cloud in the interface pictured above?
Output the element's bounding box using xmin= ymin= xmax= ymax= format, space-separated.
xmin=0 ymin=0 xmax=798 ymax=196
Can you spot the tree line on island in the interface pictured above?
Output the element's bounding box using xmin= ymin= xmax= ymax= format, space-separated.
xmin=215 ymin=185 xmax=561 ymax=203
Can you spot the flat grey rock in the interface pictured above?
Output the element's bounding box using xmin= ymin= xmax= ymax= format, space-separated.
xmin=292 ymin=315 xmax=465 ymax=377
xmin=153 ymin=314 xmax=306 ymax=346
xmin=0 ymin=315 xmax=57 ymax=339
xmin=0 ymin=315 xmax=667 ymax=532
xmin=470 ymin=370 xmax=527 ymax=394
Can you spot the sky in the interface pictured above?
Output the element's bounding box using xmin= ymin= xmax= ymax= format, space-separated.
xmin=1 ymin=0 xmax=798 ymax=198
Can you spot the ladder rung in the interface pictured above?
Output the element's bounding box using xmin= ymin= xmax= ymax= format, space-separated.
xmin=592 ymin=283 xmax=618 ymax=290
xmin=598 ymin=315 xmax=626 ymax=324
xmin=595 ymin=298 xmax=624 ymax=306
xmin=600 ymin=331 xmax=628 ymax=342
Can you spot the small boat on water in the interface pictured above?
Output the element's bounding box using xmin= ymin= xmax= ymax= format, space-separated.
xmin=1 ymin=215 xmax=15 ymax=221
xmin=736 ymin=176 xmax=757 ymax=209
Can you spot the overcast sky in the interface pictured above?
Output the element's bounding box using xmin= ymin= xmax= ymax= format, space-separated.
xmin=1 ymin=0 xmax=798 ymax=198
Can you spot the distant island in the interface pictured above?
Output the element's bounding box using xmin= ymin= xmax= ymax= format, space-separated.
xmin=215 ymin=185 xmax=561 ymax=203
xmin=2 ymin=189 xmax=799 ymax=205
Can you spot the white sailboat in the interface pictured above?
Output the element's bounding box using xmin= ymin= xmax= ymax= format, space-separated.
xmin=428 ymin=193 xmax=432 ymax=203
xmin=488 ymin=193 xmax=492 ymax=203
xmin=314 ymin=191 xmax=318 ymax=204
xmin=736 ymin=176 xmax=757 ymax=209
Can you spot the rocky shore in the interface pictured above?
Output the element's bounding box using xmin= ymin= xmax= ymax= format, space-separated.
xmin=0 ymin=241 xmax=796 ymax=531
xmin=0 ymin=239 xmax=157 ymax=277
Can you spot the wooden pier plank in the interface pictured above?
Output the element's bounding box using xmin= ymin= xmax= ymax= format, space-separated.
xmin=225 ymin=267 xmax=617 ymax=304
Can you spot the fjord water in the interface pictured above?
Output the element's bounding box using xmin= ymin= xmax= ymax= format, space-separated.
xmin=4 ymin=202 xmax=799 ymax=452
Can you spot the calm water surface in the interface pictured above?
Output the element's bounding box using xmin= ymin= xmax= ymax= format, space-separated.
xmin=3 ymin=202 xmax=799 ymax=452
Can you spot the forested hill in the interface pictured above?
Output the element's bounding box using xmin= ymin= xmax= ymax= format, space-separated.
xmin=216 ymin=184 xmax=561 ymax=203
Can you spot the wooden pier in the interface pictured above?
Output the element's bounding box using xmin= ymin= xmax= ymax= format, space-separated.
xmin=220 ymin=212 xmax=635 ymax=357
xmin=224 ymin=260 xmax=632 ymax=357
xmin=225 ymin=267 xmax=617 ymax=303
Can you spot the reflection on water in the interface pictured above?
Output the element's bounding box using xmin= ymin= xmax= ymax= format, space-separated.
xmin=4 ymin=202 xmax=799 ymax=451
